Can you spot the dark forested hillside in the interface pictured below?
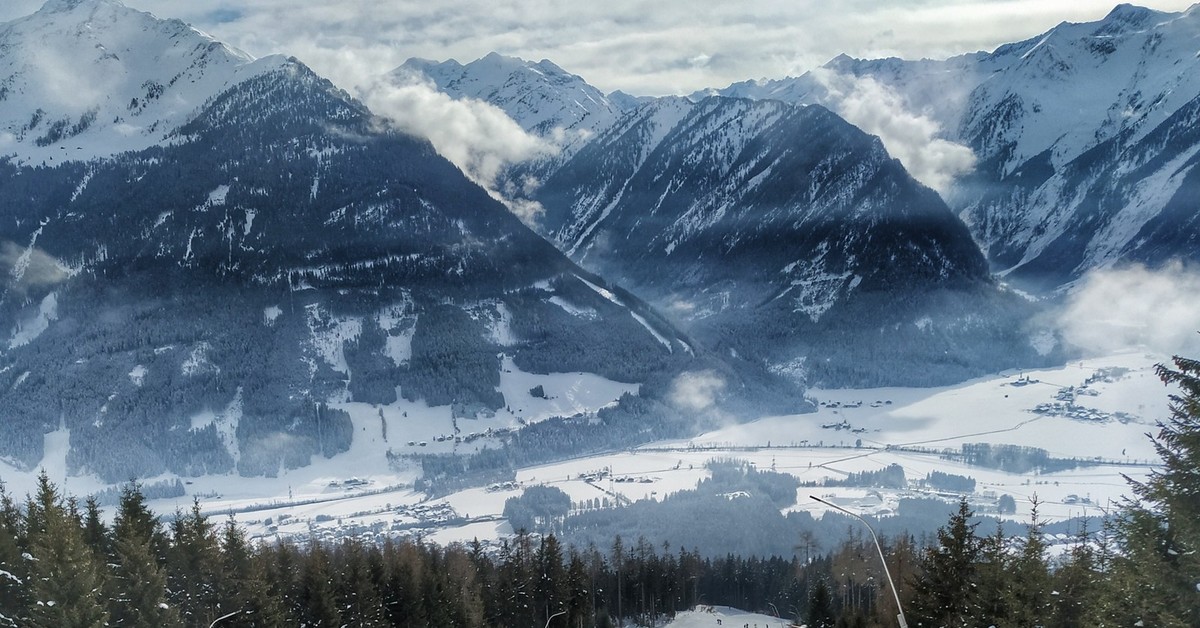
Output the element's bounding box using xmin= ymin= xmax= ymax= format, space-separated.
xmin=0 ymin=57 xmax=803 ymax=482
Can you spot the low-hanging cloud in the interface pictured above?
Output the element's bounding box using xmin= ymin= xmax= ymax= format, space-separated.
xmin=360 ymin=73 xmax=554 ymax=221
xmin=1057 ymin=262 xmax=1200 ymax=357
xmin=1 ymin=241 xmax=68 ymax=295
xmin=669 ymin=370 xmax=726 ymax=413
xmin=811 ymin=68 xmax=976 ymax=194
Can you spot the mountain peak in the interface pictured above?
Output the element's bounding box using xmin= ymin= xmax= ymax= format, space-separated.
xmin=0 ymin=0 xmax=260 ymax=164
xmin=477 ymin=51 xmax=531 ymax=71
xmin=824 ymin=53 xmax=859 ymax=70
xmin=479 ymin=50 xmax=509 ymax=63
xmin=37 ymin=0 xmax=119 ymax=13
xmin=1098 ymin=3 xmax=1167 ymax=29
xmin=1104 ymin=3 xmax=1155 ymax=19
xmin=393 ymin=53 xmax=624 ymax=138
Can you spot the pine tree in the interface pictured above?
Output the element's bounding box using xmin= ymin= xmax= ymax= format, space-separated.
xmin=298 ymin=541 xmax=341 ymax=627
xmin=166 ymin=500 xmax=222 ymax=625
xmin=217 ymin=516 xmax=284 ymax=627
xmin=0 ymin=481 xmax=24 ymax=628
xmin=972 ymin=523 xmax=1010 ymax=626
xmin=107 ymin=482 xmax=181 ymax=628
xmin=1006 ymin=496 xmax=1051 ymax=626
xmin=909 ymin=498 xmax=979 ymax=627
xmin=1049 ymin=519 xmax=1100 ymax=628
xmin=333 ymin=540 xmax=385 ymax=627
xmin=266 ymin=542 xmax=305 ymax=625
xmin=81 ymin=497 xmax=109 ymax=561
xmin=441 ymin=546 xmax=486 ymax=628
xmin=806 ymin=578 xmax=836 ymax=628
xmin=497 ymin=533 xmax=535 ymax=627
xmin=23 ymin=472 xmax=108 ymax=628
xmin=419 ymin=547 xmax=459 ymax=627
xmin=880 ymin=534 xmax=918 ymax=627
xmin=565 ymin=551 xmax=592 ymax=628
xmin=610 ymin=535 xmax=624 ymax=624
xmin=535 ymin=535 xmax=568 ymax=627
xmin=1103 ymin=354 xmax=1200 ymax=626
xmin=381 ymin=540 xmax=425 ymax=628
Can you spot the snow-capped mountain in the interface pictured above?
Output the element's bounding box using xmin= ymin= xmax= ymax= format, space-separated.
xmin=0 ymin=0 xmax=279 ymax=165
xmin=539 ymin=96 xmax=988 ymax=294
xmin=703 ymin=3 xmax=1200 ymax=290
xmin=397 ymin=54 xmax=1057 ymax=385
xmin=395 ymin=53 xmax=632 ymax=140
xmin=526 ymin=95 xmax=1052 ymax=386
xmin=1 ymin=1 xmax=801 ymax=484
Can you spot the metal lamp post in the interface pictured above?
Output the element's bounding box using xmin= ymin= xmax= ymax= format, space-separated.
xmin=209 ymin=610 xmax=243 ymax=628
xmin=544 ymin=609 xmax=567 ymax=628
xmin=810 ymin=495 xmax=908 ymax=628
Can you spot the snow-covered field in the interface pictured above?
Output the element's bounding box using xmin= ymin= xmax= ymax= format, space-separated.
xmin=0 ymin=350 xmax=1172 ymax=547
xmin=664 ymin=606 xmax=790 ymax=628
xmin=403 ymin=350 xmax=1166 ymax=543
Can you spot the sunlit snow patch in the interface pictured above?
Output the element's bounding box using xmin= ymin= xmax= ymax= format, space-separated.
xmin=8 ymin=292 xmax=57 ymax=349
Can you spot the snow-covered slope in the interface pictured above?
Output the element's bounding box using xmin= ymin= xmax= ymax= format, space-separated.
xmin=956 ymin=4 xmax=1200 ymax=174
xmin=0 ymin=0 xmax=279 ymax=165
xmin=394 ymin=53 xmax=632 ymax=140
xmin=703 ymin=4 xmax=1200 ymax=291
xmin=528 ymin=95 xmax=1053 ymax=386
xmin=953 ymin=4 xmax=1200 ymax=286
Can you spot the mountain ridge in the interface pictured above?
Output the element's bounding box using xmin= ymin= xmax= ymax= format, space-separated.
xmin=695 ymin=3 xmax=1200 ymax=290
xmin=0 ymin=3 xmax=804 ymax=484
xmin=0 ymin=0 xmax=278 ymax=165
xmin=394 ymin=52 xmax=632 ymax=140
xmin=408 ymin=54 xmax=1057 ymax=385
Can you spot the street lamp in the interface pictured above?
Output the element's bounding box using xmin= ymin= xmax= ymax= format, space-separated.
xmin=810 ymin=495 xmax=908 ymax=628
xmin=209 ymin=610 xmax=243 ymax=628
xmin=545 ymin=609 xmax=567 ymax=628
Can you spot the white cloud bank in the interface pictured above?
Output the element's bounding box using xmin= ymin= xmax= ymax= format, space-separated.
xmin=358 ymin=73 xmax=553 ymax=222
xmin=812 ymin=69 xmax=977 ymax=194
xmin=669 ymin=370 xmax=726 ymax=413
xmin=32 ymin=0 xmax=1192 ymax=99
xmin=1058 ymin=262 xmax=1200 ymax=357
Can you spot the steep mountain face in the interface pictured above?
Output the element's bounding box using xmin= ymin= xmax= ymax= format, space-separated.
xmin=396 ymin=53 xmax=631 ymax=139
xmin=400 ymin=53 xmax=1057 ymax=385
xmin=953 ymin=4 xmax=1200 ymax=288
xmin=539 ymin=97 xmax=989 ymax=297
xmin=705 ymin=4 xmax=1200 ymax=290
xmin=1 ymin=1 xmax=789 ymax=483
xmin=0 ymin=0 xmax=272 ymax=164
xmin=523 ymin=95 xmax=1051 ymax=386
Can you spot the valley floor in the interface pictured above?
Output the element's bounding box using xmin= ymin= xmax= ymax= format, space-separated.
xmin=0 ymin=350 xmax=1169 ymax=548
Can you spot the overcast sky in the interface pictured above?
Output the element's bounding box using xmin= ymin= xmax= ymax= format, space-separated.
xmin=2 ymin=0 xmax=1196 ymax=95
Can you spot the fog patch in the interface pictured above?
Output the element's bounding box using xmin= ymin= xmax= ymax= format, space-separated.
xmin=361 ymin=72 xmax=555 ymax=222
xmin=24 ymin=40 xmax=113 ymax=115
xmin=1 ymin=241 xmax=69 ymax=298
xmin=669 ymin=370 xmax=726 ymax=412
xmin=1057 ymin=262 xmax=1200 ymax=356
xmin=811 ymin=68 xmax=976 ymax=195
